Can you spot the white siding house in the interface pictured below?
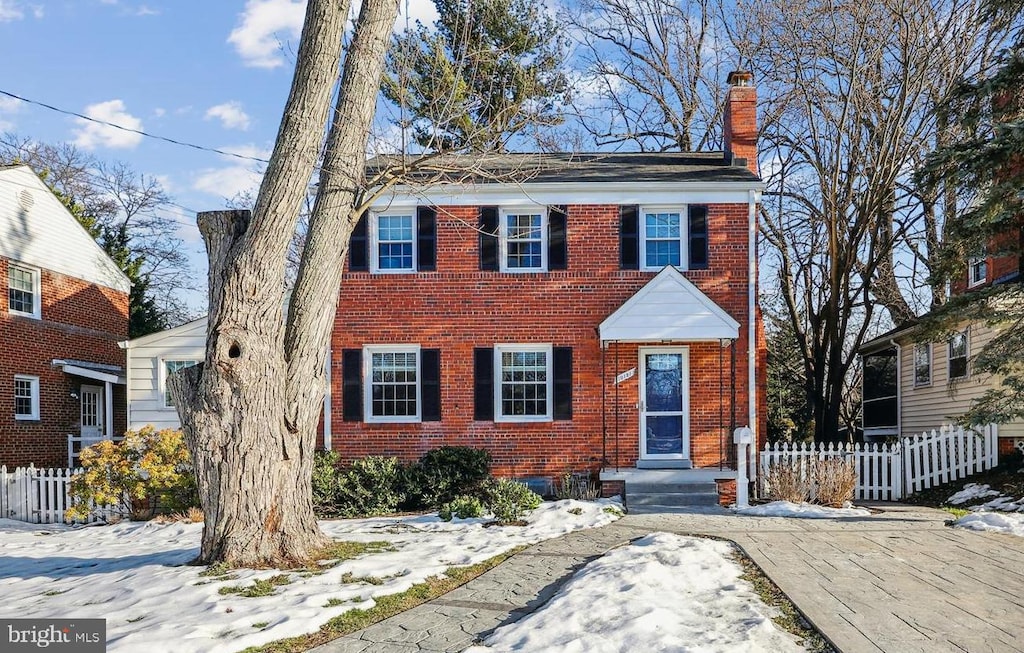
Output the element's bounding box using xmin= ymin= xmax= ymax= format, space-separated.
xmin=121 ymin=317 xmax=206 ymax=430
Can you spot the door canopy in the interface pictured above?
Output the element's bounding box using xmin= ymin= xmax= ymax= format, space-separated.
xmin=599 ymin=266 xmax=740 ymax=342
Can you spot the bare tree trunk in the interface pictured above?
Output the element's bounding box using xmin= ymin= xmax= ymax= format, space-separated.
xmin=169 ymin=0 xmax=401 ymax=567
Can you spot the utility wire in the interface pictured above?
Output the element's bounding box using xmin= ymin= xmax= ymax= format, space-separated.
xmin=0 ymin=89 xmax=271 ymax=164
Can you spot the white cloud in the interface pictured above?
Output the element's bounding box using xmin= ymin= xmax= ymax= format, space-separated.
xmin=134 ymin=5 xmax=159 ymax=16
xmin=153 ymin=107 xmax=166 ymax=118
xmin=227 ymin=0 xmax=305 ymax=69
xmin=205 ymin=101 xmax=251 ymax=131
xmin=0 ymin=96 xmax=20 ymax=131
xmin=193 ymin=144 xmax=270 ymax=201
xmin=0 ymin=1 xmax=24 ymax=21
xmin=71 ymin=99 xmax=144 ymax=150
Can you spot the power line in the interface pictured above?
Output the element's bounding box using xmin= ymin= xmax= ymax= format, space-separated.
xmin=0 ymin=88 xmax=271 ymax=164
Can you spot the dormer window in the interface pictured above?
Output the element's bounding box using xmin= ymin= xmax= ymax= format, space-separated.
xmin=968 ymin=255 xmax=987 ymax=287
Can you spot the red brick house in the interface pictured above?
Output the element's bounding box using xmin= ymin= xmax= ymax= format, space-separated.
xmin=0 ymin=165 xmax=130 ymax=468
xmin=329 ymin=73 xmax=766 ymax=501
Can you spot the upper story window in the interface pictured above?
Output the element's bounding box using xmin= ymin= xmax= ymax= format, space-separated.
xmin=968 ymin=255 xmax=987 ymax=287
xmin=622 ymin=205 xmax=709 ymax=271
xmin=948 ymin=330 xmax=969 ymax=380
xmin=8 ymin=263 xmax=41 ymax=319
xmin=14 ymin=374 xmax=40 ymax=420
xmin=373 ymin=214 xmax=416 ymax=272
xmin=163 ymin=359 xmax=199 ymax=407
xmin=363 ymin=345 xmax=421 ymax=422
xmin=913 ymin=342 xmax=931 ymax=387
xmin=501 ymin=209 xmax=547 ymax=272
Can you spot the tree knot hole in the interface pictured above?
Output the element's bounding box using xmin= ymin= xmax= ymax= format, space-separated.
xmin=228 ymin=342 xmax=241 ymax=359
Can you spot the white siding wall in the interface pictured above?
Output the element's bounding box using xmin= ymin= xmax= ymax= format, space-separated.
xmin=0 ymin=166 xmax=129 ymax=292
xmin=899 ymin=322 xmax=1024 ymax=438
xmin=125 ymin=319 xmax=206 ymax=431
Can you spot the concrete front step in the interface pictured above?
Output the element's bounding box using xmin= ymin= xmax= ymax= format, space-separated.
xmin=628 ymin=491 xmax=721 ymax=507
xmin=627 ymin=482 xmax=718 ymax=494
xmin=627 ymin=503 xmax=726 ymax=514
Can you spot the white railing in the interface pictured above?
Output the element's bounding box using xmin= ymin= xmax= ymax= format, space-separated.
xmin=760 ymin=424 xmax=1000 ymax=502
xmin=0 ymin=465 xmax=103 ymax=525
xmin=67 ymin=434 xmax=117 ymax=468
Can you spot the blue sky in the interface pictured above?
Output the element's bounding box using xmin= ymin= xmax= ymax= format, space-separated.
xmin=0 ymin=0 xmax=439 ymax=315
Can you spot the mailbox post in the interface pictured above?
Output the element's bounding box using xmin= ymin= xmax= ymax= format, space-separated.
xmin=733 ymin=426 xmax=753 ymax=508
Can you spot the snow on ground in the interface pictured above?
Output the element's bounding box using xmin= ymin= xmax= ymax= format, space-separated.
xmin=464 ymin=532 xmax=805 ymax=653
xmin=947 ymin=483 xmax=1001 ymax=505
xmin=733 ymin=501 xmax=871 ymax=518
xmin=0 ymin=498 xmax=622 ymax=653
xmin=953 ymin=511 xmax=1024 ymax=538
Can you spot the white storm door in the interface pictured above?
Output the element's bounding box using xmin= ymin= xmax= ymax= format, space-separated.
xmin=639 ymin=348 xmax=690 ymax=459
xmin=80 ymin=385 xmax=104 ymax=439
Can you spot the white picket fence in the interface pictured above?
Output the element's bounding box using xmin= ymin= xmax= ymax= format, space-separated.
xmin=760 ymin=424 xmax=999 ymax=501
xmin=0 ymin=465 xmax=99 ymax=524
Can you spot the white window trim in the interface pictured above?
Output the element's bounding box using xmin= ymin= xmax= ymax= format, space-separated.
xmin=161 ymin=358 xmax=200 ymax=409
xmin=370 ymin=212 xmax=418 ymax=274
xmin=913 ymin=342 xmax=932 ymax=387
xmin=8 ymin=263 xmax=41 ymax=319
xmin=363 ymin=344 xmax=422 ymax=423
xmin=968 ymin=255 xmax=987 ymax=288
xmin=639 ymin=205 xmax=689 ymax=272
xmin=948 ymin=329 xmax=969 ymax=381
xmin=499 ymin=206 xmax=548 ymax=273
xmin=494 ymin=343 xmax=553 ymax=422
xmin=14 ymin=374 xmax=40 ymax=420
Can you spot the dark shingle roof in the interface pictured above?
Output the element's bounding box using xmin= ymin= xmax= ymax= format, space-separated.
xmin=367 ymin=152 xmax=759 ymax=185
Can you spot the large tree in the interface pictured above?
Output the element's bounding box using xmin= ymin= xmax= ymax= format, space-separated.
xmin=383 ymin=0 xmax=569 ymax=152
xmin=169 ymin=0 xmax=402 ymax=566
xmin=921 ymin=0 xmax=1024 ymax=426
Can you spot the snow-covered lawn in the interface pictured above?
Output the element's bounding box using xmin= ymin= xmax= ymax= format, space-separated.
xmin=465 ymin=532 xmax=805 ymax=653
xmin=733 ymin=500 xmax=871 ymax=518
xmin=947 ymin=483 xmax=1024 ymax=538
xmin=0 ymin=499 xmax=621 ymax=653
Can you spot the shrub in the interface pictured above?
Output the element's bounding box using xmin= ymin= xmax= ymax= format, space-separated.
xmin=554 ymin=471 xmax=599 ymax=501
xmin=438 ymin=495 xmax=485 ymax=521
xmin=406 ymin=447 xmax=491 ymax=508
xmin=66 ymin=426 xmax=197 ymax=521
xmin=484 ymin=478 xmax=542 ymax=523
xmin=336 ymin=456 xmax=407 ymax=517
xmin=312 ymin=450 xmax=343 ymax=517
xmin=763 ymin=459 xmax=813 ymax=504
xmin=812 ymin=458 xmax=857 ymax=507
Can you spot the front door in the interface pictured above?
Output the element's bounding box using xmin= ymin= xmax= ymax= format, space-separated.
xmin=80 ymin=385 xmax=104 ymax=439
xmin=639 ymin=348 xmax=689 ymax=461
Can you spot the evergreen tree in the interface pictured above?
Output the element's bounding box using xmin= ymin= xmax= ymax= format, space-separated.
xmin=383 ymin=0 xmax=569 ymax=152
xmin=920 ymin=0 xmax=1024 ymax=425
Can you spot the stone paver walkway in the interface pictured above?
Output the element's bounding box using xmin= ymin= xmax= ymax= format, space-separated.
xmin=313 ymin=504 xmax=1024 ymax=653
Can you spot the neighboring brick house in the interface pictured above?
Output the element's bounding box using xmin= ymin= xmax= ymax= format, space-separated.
xmin=0 ymin=165 xmax=130 ymax=468
xmin=330 ymin=73 xmax=766 ymax=496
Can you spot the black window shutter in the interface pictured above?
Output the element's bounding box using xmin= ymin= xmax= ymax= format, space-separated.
xmin=417 ymin=206 xmax=437 ymax=272
xmin=342 ymin=349 xmax=363 ymax=422
xmin=474 ymin=347 xmax=494 ymax=420
xmin=620 ymin=205 xmax=639 ymax=270
xmin=479 ymin=206 xmax=499 ymax=271
xmin=553 ymin=347 xmax=573 ymax=420
xmin=548 ymin=205 xmax=568 ymax=270
xmin=421 ymin=348 xmax=441 ymax=421
xmin=349 ymin=213 xmax=369 ymax=272
xmin=688 ymin=205 xmax=709 ymax=270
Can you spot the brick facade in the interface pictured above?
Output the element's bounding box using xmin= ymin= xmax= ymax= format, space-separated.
xmin=331 ymin=201 xmax=765 ymax=481
xmin=0 ymin=259 xmax=128 ymax=468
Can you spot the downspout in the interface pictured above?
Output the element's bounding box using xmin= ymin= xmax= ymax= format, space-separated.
xmin=119 ymin=339 xmax=131 ymax=430
xmin=748 ymin=190 xmax=759 ymax=440
xmin=323 ymin=347 xmax=332 ymax=451
xmin=890 ymin=339 xmax=901 ymax=439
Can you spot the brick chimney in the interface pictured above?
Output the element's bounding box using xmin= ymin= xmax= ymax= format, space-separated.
xmin=723 ymin=70 xmax=758 ymax=176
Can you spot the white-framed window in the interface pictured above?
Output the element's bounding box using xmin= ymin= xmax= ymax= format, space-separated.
xmin=162 ymin=359 xmax=199 ymax=407
xmin=8 ymin=263 xmax=41 ymax=319
xmin=13 ymin=374 xmax=39 ymax=420
xmin=364 ymin=345 xmax=421 ymax=422
xmin=494 ymin=344 xmax=552 ymax=422
xmin=371 ymin=213 xmax=416 ymax=273
xmin=641 ymin=207 xmax=683 ymax=269
xmin=500 ymin=208 xmax=547 ymax=272
xmin=948 ymin=330 xmax=969 ymax=380
xmin=968 ymin=255 xmax=987 ymax=287
xmin=913 ymin=342 xmax=931 ymax=387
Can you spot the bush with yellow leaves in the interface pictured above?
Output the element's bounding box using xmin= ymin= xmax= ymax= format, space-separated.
xmin=66 ymin=426 xmax=198 ymax=522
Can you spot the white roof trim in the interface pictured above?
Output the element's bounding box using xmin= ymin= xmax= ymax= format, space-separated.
xmin=59 ymin=364 xmax=125 ymax=385
xmin=121 ymin=315 xmax=208 ymax=349
xmin=599 ymin=266 xmax=740 ymax=342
